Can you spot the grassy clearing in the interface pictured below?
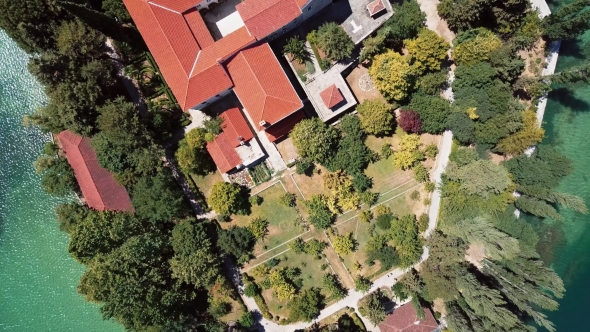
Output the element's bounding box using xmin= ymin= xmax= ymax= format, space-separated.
xmin=191 ymin=171 xmax=223 ymax=199
xmin=257 ymin=250 xmax=332 ymax=318
xmin=218 ymin=297 xmax=246 ymax=323
xmin=222 ymin=183 xmax=304 ymax=256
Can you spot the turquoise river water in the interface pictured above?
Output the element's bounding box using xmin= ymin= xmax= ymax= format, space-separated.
xmin=0 ymin=1 xmax=588 ymax=331
xmin=0 ymin=31 xmax=121 ymax=331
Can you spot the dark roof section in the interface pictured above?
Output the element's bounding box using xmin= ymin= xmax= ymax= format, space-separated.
xmin=378 ymin=303 xmax=439 ymax=332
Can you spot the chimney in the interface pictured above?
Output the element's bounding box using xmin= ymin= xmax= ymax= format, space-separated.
xmin=259 ymin=120 xmax=267 ymax=127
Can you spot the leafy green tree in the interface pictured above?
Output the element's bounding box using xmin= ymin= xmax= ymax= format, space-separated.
xmin=542 ymin=0 xmax=590 ymax=41
xmin=249 ymin=218 xmax=269 ymax=240
xmin=102 ymin=0 xmax=132 ymax=22
xmin=77 ymin=233 xmax=201 ymax=331
xmin=316 ymin=22 xmax=355 ymax=61
xmin=405 ymin=28 xmax=450 ymax=74
xmin=289 ymin=237 xmax=305 ymax=254
xmin=390 ymin=214 xmax=423 ymax=267
xmin=208 ymin=182 xmax=249 ymax=216
xmin=243 ymin=283 xmax=259 ymax=297
xmin=333 ymin=232 xmax=355 ymax=256
xmin=304 ymin=238 xmax=327 ymax=256
xmin=446 ymin=217 xmax=520 ymax=260
xmin=328 ymin=115 xmax=373 ymax=179
xmin=358 ymin=292 xmax=387 ymax=325
xmin=407 ymin=93 xmax=452 ymax=134
xmin=34 ymin=153 xmax=77 ymax=196
xmin=370 ymin=50 xmax=414 ymax=101
xmin=452 ymin=62 xmax=497 ymax=91
xmin=278 ymin=192 xmax=297 ymax=207
xmin=322 ymin=273 xmax=347 ymax=300
xmin=131 ymin=171 xmax=189 ymax=222
xmin=447 ymin=112 xmax=476 ymax=144
xmin=438 ymin=0 xmax=484 ymax=32
xmin=284 ymin=36 xmax=309 ymax=63
xmin=354 ymin=275 xmax=372 ymax=293
xmin=360 ymin=33 xmax=387 ymax=62
xmin=497 ymin=110 xmax=544 ymax=155
xmin=170 ymin=219 xmax=220 ymax=287
xmin=416 ymin=70 xmax=448 ymax=95
xmin=379 ymin=0 xmax=426 ymax=45
xmin=217 ymin=226 xmax=255 ymax=261
xmin=269 ymin=268 xmax=296 ymax=301
xmin=452 ymin=28 xmax=502 ymax=65
xmin=55 ymin=19 xmax=105 ymax=60
xmin=356 ymin=99 xmax=395 ymax=136
xmin=306 ymin=195 xmax=335 ymax=229
xmin=239 ymin=311 xmax=255 ymax=328
xmin=291 ymin=118 xmax=339 ymax=164
xmin=413 ymin=164 xmax=429 ymax=183
xmin=288 ymin=288 xmax=324 ymax=322
xmin=445 ymin=160 xmax=512 ymax=198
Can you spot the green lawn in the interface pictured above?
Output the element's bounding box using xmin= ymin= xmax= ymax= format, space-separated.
xmin=256 ymin=250 xmax=332 ymax=318
xmin=191 ymin=171 xmax=223 ymax=199
xmin=225 ymin=183 xmax=304 ymax=256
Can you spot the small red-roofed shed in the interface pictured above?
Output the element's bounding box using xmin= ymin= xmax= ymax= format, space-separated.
xmin=378 ymin=303 xmax=439 ymax=332
xmin=367 ymin=0 xmax=386 ymax=16
xmin=219 ymin=108 xmax=254 ymax=147
xmin=206 ymin=133 xmax=243 ymax=174
xmin=57 ymin=131 xmax=133 ymax=212
xmin=320 ymin=84 xmax=345 ymax=109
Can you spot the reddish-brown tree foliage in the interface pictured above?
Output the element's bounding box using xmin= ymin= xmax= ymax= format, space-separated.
xmin=398 ymin=110 xmax=422 ymax=133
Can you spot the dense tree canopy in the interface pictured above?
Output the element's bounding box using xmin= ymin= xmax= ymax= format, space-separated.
xmin=207 ymin=182 xmax=249 ymax=216
xmin=131 ymin=170 xmax=190 ymax=222
xmin=407 ymin=93 xmax=452 ymax=133
xmin=291 ymin=118 xmax=339 ymax=165
xmin=356 ymin=99 xmax=395 ymax=136
xmin=406 ymin=28 xmax=450 ymax=74
xmin=370 ymin=50 xmax=414 ymax=102
xmin=542 ymin=0 xmax=590 ymax=41
xmin=316 ymin=22 xmax=355 ymax=61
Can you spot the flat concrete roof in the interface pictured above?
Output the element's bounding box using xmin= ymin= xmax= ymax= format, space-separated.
xmin=217 ymin=11 xmax=245 ymax=37
xmin=342 ymin=0 xmax=393 ymax=44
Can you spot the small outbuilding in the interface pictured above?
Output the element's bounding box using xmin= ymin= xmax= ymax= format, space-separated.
xmin=378 ymin=303 xmax=440 ymax=332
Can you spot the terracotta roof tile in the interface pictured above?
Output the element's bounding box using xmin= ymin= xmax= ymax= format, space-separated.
xmin=378 ymin=304 xmax=439 ymax=332
xmin=206 ymin=133 xmax=242 ymax=173
xmin=123 ymin=0 xmax=256 ymax=111
xmin=320 ymin=84 xmax=345 ymax=109
xmin=220 ymin=107 xmax=255 ymax=147
xmin=367 ymin=0 xmax=386 ymax=16
xmin=150 ymin=0 xmax=198 ymax=13
xmin=226 ymin=43 xmax=302 ymax=131
xmin=184 ymin=8 xmax=215 ymax=49
xmin=237 ymin=0 xmax=302 ymax=39
xmin=295 ymin=0 xmax=308 ymax=9
xmin=57 ymin=131 xmax=133 ymax=212
xmin=265 ymin=109 xmax=307 ymax=142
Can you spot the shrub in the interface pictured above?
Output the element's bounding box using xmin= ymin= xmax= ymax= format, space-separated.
xmin=249 ymin=218 xmax=269 ymax=240
xmin=208 ymin=182 xmax=249 ymax=216
xmin=424 ymin=181 xmax=435 ymax=192
xmin=359 ymin=210 xmax=373 ymax=223
xmin=243 ymin=283 xmax=259 ymax=297
xmin=354 ymin=275 xmax=372 ymax=293
xmin=360 ymin=191 xmax=379 ymax=207
xmin=249 ymin=195 xmax=262 ymax=206
xmin=423 ymin=198 xmax=431 ymax=206
xmin=356 ymin=99 xmax=395 ymax=136
xmin=289 ymin=238 xmax=305 ymax=254
xmin=304 ymin=239 xmax=327 ymax=256
xmin=374 ymin=205 xmax=391 ymax=217
xmin=295 ymin=159 xmax=313 ymax=175
xmin=417 ymin=213 xmax=429 ymax=233
xmin=413 ymin=164 xmax=429 ymax=182
xmin=305 ymin=61 xmax=316 ymax=74
xmin=391 ymin=283 xmax=409 ymax=301
xmin=333 ymin=233 xmax=355 ymax=256
xmin=380 ymin=143 xmax=393 ymax=159
xmin=410 ymin=190 xmax=420 ymax=200
xmin=424 ymin=144 xmax=438 ymax=159
xmin=266 ymin=258 xmax=280 ymax=268
xmin=278 ymin=192 xmax=297 ymax=207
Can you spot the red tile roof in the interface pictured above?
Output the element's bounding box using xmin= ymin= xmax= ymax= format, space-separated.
xmin=367 ymin=0 xmax=386 ymax=16
xmin=123 ymin=0 xmax=256 ymax=110
xmin=226 ymin=43 xmax=303 ymax=131
xmin=295 ymin=0 xmax=309 ymax=8
xmin=265 ymin=109 xmax=307 ymax=142
xmin=206 ymin=133 xmax=243 ymax=173
xmin=220 ymin=108 xmax=255 ymax=147
xmin=320 ymin=84 xmax=345 ymax=109
xmin=237 ymin=0 xmax=302 ymax=39
xmin=57 ymin=131 xmax=133 ymax=212
xmin=378 ymin=304 xmax=439 ymax=332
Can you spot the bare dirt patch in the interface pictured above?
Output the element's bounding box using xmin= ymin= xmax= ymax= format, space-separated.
xmin=345 ymin=65 xmax=386 ymax=103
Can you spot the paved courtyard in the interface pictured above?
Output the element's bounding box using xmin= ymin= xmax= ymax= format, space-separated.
xmin=202 ymin=0 xmax=244 ymax=40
